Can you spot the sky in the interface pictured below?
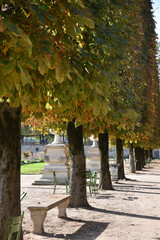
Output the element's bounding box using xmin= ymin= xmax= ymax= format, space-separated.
xmin=152 ymin=0 xmax=160 ymax=39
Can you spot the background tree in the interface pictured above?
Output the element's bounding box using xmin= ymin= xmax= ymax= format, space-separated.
xmin=132 ymin=0 xmax=160 ymax=170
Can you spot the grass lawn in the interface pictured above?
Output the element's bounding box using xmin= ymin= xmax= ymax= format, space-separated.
xmin=21 ymin=162 xmax=45 ymax=174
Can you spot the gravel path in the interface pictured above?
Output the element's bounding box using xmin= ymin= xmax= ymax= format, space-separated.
xmin=21 ymin=159 xmax=160 ymax=240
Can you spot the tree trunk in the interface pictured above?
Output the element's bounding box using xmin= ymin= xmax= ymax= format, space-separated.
xmin=148 ymin=148 xmax=153 ymax=160
xmin=98 ymin=131 xmax=113 ymax=190
xmin=144 ymin=150 xmax=148 ymax=165
xmin=67 ymin=120 xmax=89 ymax=207
xmin=129 ymin=143 xmax=136 ymax=173
xmin=116 ymin=138 xmax=125 ymax=179
xmin=135 ymin=146 xmax=144 ymax=170
xmin=142 ymin=148 xmax=145 ymax=168
xmin=0 ymin=100 xmax=21 ymax=240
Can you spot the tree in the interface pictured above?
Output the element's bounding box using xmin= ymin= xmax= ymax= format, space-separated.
xmin=110 ymin=0 xmax=160 ymax=171
xmin=129 ymin=143 xmax=136 ymax=173
xmin=0 ymin=1 xmax=93 ymax=238
xmin=135 ymin=146 xmax=144 ymax=170
xmin=133 ymin=0 xmax=160 ymax=152
xmin=116 ymin=138 xmax=125 ymax=180
xmin=0 ymin=101 xmax=21 ymax=240
xmin=99 ymin=131 xmax=113 ymax=190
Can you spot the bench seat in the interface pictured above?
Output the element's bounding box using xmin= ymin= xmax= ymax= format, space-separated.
xmin=28 ymin=194 xmax=71 ymax=234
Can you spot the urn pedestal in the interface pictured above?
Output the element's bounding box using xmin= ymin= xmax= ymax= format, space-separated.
xmin=33 ymin=134 xmax=70 ymax=185
xmin=109 ymin=163 xmax=119 ymax=181
xmin=86 ymin=138 xmax=100 ymax=172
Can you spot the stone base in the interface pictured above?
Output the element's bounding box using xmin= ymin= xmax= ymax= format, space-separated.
xmin=86 ymin=147 xmax=100 ymax=172
xmin=32 ymin=140 xmax=70 ymax=185
xmin=32 ymin=164 xmax=69 ymax=185
xmin=109 ymin=163 xmax=118 ymax=181
xmin=42 ymin=164 xmax=69 ymax=180
xmin=32 ymin=179 xmax=54 ymax=185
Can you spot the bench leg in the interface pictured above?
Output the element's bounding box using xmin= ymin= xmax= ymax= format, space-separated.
xmin=57 ymin=199 xmax=69 ymax=218
xmin=29 ymin=209 xmax=47 ymax=234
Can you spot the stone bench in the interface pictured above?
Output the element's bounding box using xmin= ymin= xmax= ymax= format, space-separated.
xmin=28 ymin=194 xmax=71 ymax=234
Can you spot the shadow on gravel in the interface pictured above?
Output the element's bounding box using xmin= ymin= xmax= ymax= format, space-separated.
xmin=96 ymin=194 xmax=114 ymax=199
xmin=114 ymin=188 xmax=160 ymax=195
xmin=113 ymin=182 xmax=160 ymax=191
xmin=85 ymin=206 xmax=160 ymax=221
xmin=42 ymin=218 xmax=108 ymax=239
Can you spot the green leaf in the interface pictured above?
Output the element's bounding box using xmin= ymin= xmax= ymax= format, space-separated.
xmin=9 ymin=22 xmax=20 ymax=36
xmin=18 ymin=64 xmax=33 ymax=87
xmin=95 ymin=82 xmax=105 ymax=96
xmin=19 ymin=29 xmax=32 ymax=52
xmin=93 ymin=104 xmax=100 ymax=116
xmin=47 ymin=70 xmax=56 ymax=82
xmin=25 ymin=59 xmax=36 ymax=70
xmin=4 ymin=74 xmax=14 ymax=92
xmin=56 ymin=56 xmax=70 ymax=83
xmin=3 ymin=60 xmax=15 ymax=75
xmin=36 ymin=11 xmax=45 ymax=25
xmin=39 ymin=3 xmax=49 ymax=11
xmin=44 ymin=55 xmax=51 ymax=69
xmin=88 ymin=82 xmax=94 ymax=90
xmin=65 ymin=19 xmax=77 ymax=39
xmin=69 ymin=82 xmax=77 ymax=95
xmin=0 ymin=79 xmax=5 ymax=97
xmin=50 ymin=54 xmax=56 ymax=69
xmin=44 ymin=12 xmax=56 ymax=22
xmin=38 ymin=56 xmax=48 ymax=75
xmin=2 ymin=18 xmax=9 ymax=30
xmin=11 ymin=69 xmax=21 ymax=90
xmin=88 ymin=94 xmax=96 ymax=108
xmin=100 ymin=101 xmax=111 ymax=116
xmin=31 ymin=4 xmax=45 ymax=25
xmin=84 ymin=17 xmax=95 ymax=29
xmin=77 ymin=15 xmax=94 ymax=29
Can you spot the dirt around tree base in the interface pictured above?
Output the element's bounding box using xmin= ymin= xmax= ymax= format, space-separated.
xmin=21 ymin=159 xmax=160 ymax=240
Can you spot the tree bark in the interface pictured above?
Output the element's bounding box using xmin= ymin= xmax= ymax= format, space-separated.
xmin=135 ymin=146 xmax=144 ymax=170
xmin=148 ymin=148 xmax=153 ymax=160
xmin=0 ymin=100 xmax=21 ymax=240
xmin=116 ymin=138 xmax=125 ymax=179
xmin=129 ymin=143 xmax=136 ymax=173
xmin=142 ymin=148 xmax=145 ymax=168
xmin=67 ymin=120 xmax=89 ymax=207
xmin=98 ymin=131 xmax=113 ymax=190
xmin=144 ymin=149 xmax=148 ymax=165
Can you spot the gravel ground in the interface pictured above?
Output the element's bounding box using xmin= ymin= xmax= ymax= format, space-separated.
xmin=21 ymin=159 xmax=160 ymax=240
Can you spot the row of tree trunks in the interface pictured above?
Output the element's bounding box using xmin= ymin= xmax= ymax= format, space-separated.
xmin=0 ymin=101 xmax=21 ymax=240
xmin=1 ymin=111 xmax=153 ymax=238
xmin=68 ymin=124 xmax=154 ymax=204
xmin=130 ymin=146 xmax=153 ymax=171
